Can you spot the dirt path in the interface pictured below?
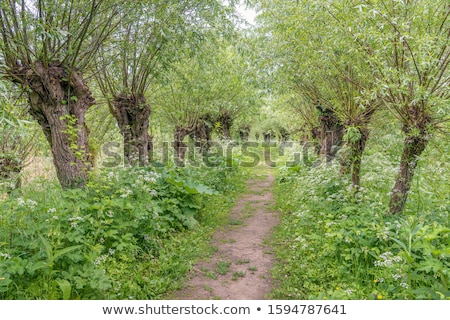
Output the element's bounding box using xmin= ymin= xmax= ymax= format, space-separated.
xmin=172 ymin=166 xmax=280 ymax=300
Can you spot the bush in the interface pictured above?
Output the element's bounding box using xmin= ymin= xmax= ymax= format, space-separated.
xmin=272 ymin=140 xmax=449 ymax=300
xmin=0 ymin=157 xmax=246 ymax=299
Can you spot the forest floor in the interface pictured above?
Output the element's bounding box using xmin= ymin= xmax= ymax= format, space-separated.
xmin=171 ymin=165 xmax=280 ymax=300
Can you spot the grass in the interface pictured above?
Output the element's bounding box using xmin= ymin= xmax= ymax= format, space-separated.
xmin=270 ymin=127 xmax=450 ymax=300
xmin=0 ymin=158 xmax=248 ymax=300
xmin=215 ymin=261 xmax=232 ymax=275
xmin=232 ymin=271 xmax=246 ymax=281
xmin=236 ymin=259 xmax=250 ymax=265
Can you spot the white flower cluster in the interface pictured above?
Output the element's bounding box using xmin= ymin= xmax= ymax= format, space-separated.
xmin=376 ymin=226 xmax=390 ymax=241
xmin=374 ymin=251 xmax=402 ymax=267
xmin=0 ymin=252 xmax=11 ymax=259
xmin=94 ymin=248 xmax=116 ymax=265
xmin=94 ymin=254 xmax=108 ymax=265
xmin=120 ymin=189 xmax=133 ymax=198
xmin=17 ymin=198 xmax=38 ymax=209
xmin=106 ymin=171 xmax=119 ymax=182
xmin=68 ymin=216 xmax=84 ymax=228
xmin=129 ymin=170 xmax=161 ymax=195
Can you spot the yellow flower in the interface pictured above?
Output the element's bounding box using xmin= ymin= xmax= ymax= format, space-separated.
xmin=377 ymin=294 xmax=383 ymax=300
xmin=336 ymin=287 xmax=340 ymax=290
xmin=374 ymin=279 xmax=378 ymax=283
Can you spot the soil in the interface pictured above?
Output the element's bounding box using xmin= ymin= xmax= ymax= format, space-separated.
xmin=172 ymin=166 xmax=280 ymax=300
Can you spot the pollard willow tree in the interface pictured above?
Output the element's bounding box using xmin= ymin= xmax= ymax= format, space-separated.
xmin=0 ymin=0 xmax=119 ymax=188
xmin=326 ymin=0 xmax=450 ymax=213
xmin=257 ymin=0 xmax=381 ymax=188
xmin=94 ymin=0 xmax=237 ymax=166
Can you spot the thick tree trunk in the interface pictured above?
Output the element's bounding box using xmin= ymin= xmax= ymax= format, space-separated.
xmin=174 ymin=127 xmax=189 ymax=166
xmin=239 ymin=126 xmax=250 ymax=142
xmin=389 ymin=133 xmax=428 ymax=214
xmin=218 ymin=111 xmax=233 ymax=140
xmin=350 ymin=128 xmax=370 ymax=189
xmin=19 ymin=61 xmax=94 ymax=189
xmin=190 ymin=119 xmax=213 ymax=155
xmin=319 ymin=113 xmax=344 ymax=161
xmin=112 ymin=93 xmax=151 ymax=167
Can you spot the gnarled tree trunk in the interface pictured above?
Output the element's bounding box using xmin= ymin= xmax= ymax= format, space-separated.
xmin=112 ymin=93 xmax=151 ymax=167
xmin=319 ymin=112 xmax=344 ymax=162
xmin=349 ymin=127 xmax=370 ymax=189
xmin=239 ymin=125 xmax=251 ymax=142
xmin=190 ymin=118 xmax=213 ymax=155
xmin=389 ymin=132 xmax=428 ymax=214
xmin=18 ymin=61 xmax=94 ymax=189
xmin=218 ymin=111 xmax=233 ymax=140
xmin=174 ymin=127 xmax=189 ymax=166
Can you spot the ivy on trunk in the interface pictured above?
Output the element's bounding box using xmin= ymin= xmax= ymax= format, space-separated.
xmin=18 ymin=61 xmax=94 ymax=189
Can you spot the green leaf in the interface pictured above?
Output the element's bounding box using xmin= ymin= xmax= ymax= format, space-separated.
xmin=28 ymin=261 xmax=49 ymax=272
xmin=55 ymin=279 xmax=72 ymax=300
xmin=54 ymin=245 xmax=83 ymax=261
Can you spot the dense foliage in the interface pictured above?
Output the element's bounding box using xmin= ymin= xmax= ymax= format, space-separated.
xmin=0 ymin=158 xmax=246 ymax=299
xmin=273 ymin=123 xmax=449 ymax=299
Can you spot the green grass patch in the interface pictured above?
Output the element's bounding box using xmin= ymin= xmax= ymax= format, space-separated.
xmin=270 ymin=131 xmax=449 ymax=300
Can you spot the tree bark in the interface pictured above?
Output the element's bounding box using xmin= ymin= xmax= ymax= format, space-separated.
xmin=174 ymin=127 xmax=189 ymax=166
xmin=350 ymin=128 xmax=370 ymax=189
xmin=190 ymin=118 xmax=213 ymax=155
xmin=315 ymin=104 xmax=344 ymax=161
xmin=112 ymin=93 xmax=151 ymax=167
xmin=18 ymin=61 xmax=94 ymax=189
xmin=218 ymin=111 xmax=233 ymax=140
xmin=239 ymin=125 xmax=250 ymax=142
xmin=389 ymin=133 xmax=428 ymax=214
xmin=319 ymin=113 xmax=344 ymax=161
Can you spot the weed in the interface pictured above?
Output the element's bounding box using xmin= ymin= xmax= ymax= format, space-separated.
xmin=216 ymin=261 xmax=232 ymax=275
xmin=236 ymin=259 xmax=250 ymax=265
xmin=232 ymin=271 xmax=246 ymax=281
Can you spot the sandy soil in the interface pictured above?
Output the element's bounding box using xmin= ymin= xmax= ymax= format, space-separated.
xmin=172 ymin=167 xmax=280 ymax=300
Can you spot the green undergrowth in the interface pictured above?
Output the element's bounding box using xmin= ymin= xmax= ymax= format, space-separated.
xmin=0 ymin=156 xmax=247 ymax=299
xmin=271 ymin=133 xmax=449 ymax=300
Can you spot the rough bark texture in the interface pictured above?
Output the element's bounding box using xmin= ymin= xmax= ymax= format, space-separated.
xmin=189 ymin=117 xmax=213 ymax=155
xmin=389 ymin=133 xmax=428 ymax=214
xmin=112 ymin=93 xmax=151 ymax=166
xmin=350 ymin=128 xmax=370 ymax=189
xmin=318 ymin=110 xmax=344 ymax=161
xmin=16 ymin=61 xmax=94 ymax=189
xmin=218 ymin=111 xmax=233 ymax=140
xmin=239 ymin=126 xmax=251 ymax=142
xmin=174 ymin=127 xmax=189 ymax=166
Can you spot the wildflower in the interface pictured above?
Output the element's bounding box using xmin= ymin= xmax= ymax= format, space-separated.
xmin=26 ymin=199 xmax=38 ymax=209
xmin=48 ymin=208 xmax=57 ymax=214
xmin=120 ymin=189 xmax=133 ymax=198
xmin=345 ymin=289 xmax=353 ymax=295
xmin=377 ymin=294 xmax=383 ymax=300
xmin=17 ymin=198 xmax=25 ymax=206
xmin=109 ymin=249 xmax=115 ymax=255
xmin=336 ymin=287 xmax=340 ymax=290
xmin=149 ymin=189 xmax=157 ymax=197
xmin=0 ymin=252 xmax=11 ymax=259
xmin=400 ymin=282 xmax=409 ymax=289
xmin=392 ymin=274 xmax=402 ymax=280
